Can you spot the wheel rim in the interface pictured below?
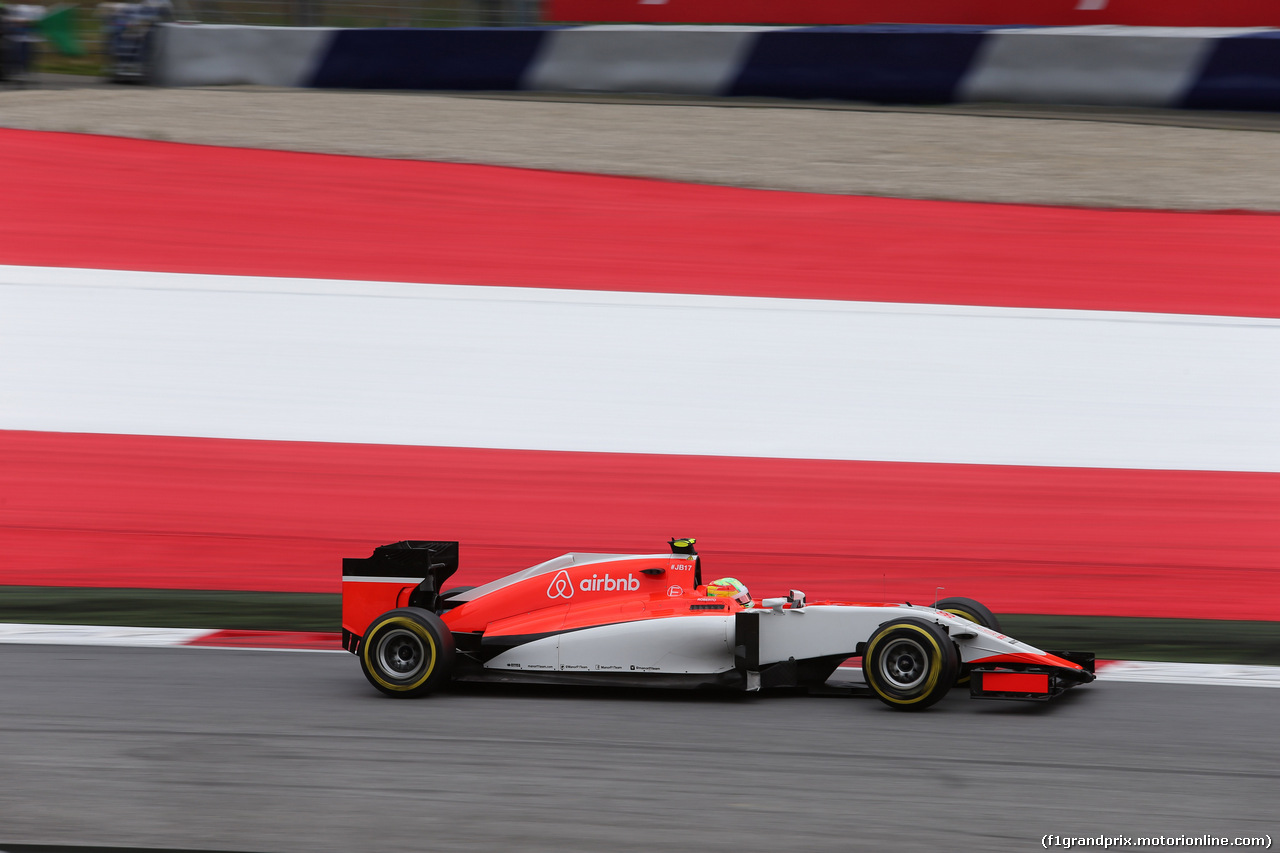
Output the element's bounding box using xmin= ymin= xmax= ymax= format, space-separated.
xmin=375 ymin=627 xmax=428 ymax=682
xmin=878 ymin=637 xmax=929 ymax=690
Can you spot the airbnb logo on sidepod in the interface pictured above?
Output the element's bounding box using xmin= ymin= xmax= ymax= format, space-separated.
xmin=546 ymin=569 xmax=574 ymax=599
xmin=546 ymin=569 xmax=642 ymax=598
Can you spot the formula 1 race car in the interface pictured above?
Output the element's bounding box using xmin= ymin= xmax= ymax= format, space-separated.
xmin=341 ymin=539 xmax=1095 ymax=710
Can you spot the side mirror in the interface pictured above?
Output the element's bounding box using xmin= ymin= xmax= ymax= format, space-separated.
xmin=787 ymin=589 xmax=806 ymax=609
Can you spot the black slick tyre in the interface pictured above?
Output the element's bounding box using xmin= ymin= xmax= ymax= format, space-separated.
xmin=360 ymin=607 xmax=455 ymax=698
xmin=935 ymin=597 xmax=1000 ymax=686
xmin=935 ymin=597 xmax=1000 ymax=632
xmin=863 ymin=618 xmax=959 ymax=711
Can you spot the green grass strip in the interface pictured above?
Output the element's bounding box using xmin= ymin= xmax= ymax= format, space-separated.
xmin=1001 ymin=614 xmax=1280 ymax=666
xmin=0 ymin=586 xmax=339 ymax=632
xmin=1 ymin=587 xmax=1277 ymax=664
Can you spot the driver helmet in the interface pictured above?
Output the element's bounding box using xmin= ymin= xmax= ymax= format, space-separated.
xmin=706 ymin=577 xmax=751 ymax=608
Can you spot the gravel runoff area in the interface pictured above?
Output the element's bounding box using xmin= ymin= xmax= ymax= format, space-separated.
xmin=3 ymin=84 xmax=1280 ymax=210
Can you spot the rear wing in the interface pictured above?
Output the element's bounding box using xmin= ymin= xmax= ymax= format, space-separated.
xmin=341 ymin=541 xmax=459 ymax=652
xmin=343 ymin=540 xmax=459 ymax=588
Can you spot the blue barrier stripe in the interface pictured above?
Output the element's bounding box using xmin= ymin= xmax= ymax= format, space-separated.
xmin=308 ymin=28 xmax=548 ymax=90
xmin=1181 ymin=31 xmax=1280 ymax=111
xmin=728 ymin=29 xmax=987 ymax=103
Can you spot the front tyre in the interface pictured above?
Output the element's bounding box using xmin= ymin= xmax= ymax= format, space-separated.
xmin=863 ymin=618 xmax=959 ymax=711
xmin=360 ymin=608 xmax=455 ymax=698
xmin=935 ymin=597 xmax=1000 ymax=686
xmin=935 ymin=597 xmax=1000 ymax=632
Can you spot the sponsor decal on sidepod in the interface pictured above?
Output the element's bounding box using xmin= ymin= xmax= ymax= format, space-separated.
xmin=546 ymin=569 xmax=641 ymax=598
xmin=581 ymin=573 xmax=640 ymax=592
xmin=547 ymin=569 xmax=574 ymax=599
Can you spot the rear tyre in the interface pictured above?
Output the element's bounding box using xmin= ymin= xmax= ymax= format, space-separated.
xmin=935 ymin=597 xmax=1000 ymax=686
xmin=360 ymin=608 xmax=455 ymax=698
xmin=863 ymin=618 xmax=959 ymax=711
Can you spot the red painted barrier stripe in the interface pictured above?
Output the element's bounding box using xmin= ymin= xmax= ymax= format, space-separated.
xmin=2 ymin=431 xmax=1275 ymax=620
xmin=547 ymin=0 xmax=1280 ymax=27
xmin=3 ymin=129 xmax=1279 ymax=317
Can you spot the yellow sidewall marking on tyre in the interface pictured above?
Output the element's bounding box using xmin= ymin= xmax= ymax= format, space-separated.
xmin=866 ymin=623 xmax=944 ymax=705
xmin=363 ymin=616 xmax=438 ymax=692
xmin=943 ymin=608 xmax=978 ymax=624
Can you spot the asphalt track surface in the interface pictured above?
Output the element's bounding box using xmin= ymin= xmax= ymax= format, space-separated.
xmin=1 ymin=644 xmax=1276 ymax=853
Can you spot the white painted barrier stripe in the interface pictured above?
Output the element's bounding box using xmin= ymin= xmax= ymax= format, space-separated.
xmin=961 ymin=30 xmax=1217 ymax=107
xmin=961 ymin=26 xmax=1277 ymax=107
xmin=1095 ymin=660 xmax=1280 ymax=689
xmin=0 ymin=623 xmax=212 ymax=647
xmin=4 ymin=265 xmax=1277 ymax=472
xmin=1 ymin=624 xmax=1275 ymax=686
xmin=0 ymin=624 xmax=350 ymax=653
xmin=988 ymin=25 xmax=1277 ymax=36
xmin=524 ymin=26 xmax=767 ymax=95
xmin=153 ymin=24 xmax=336 ymax=87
